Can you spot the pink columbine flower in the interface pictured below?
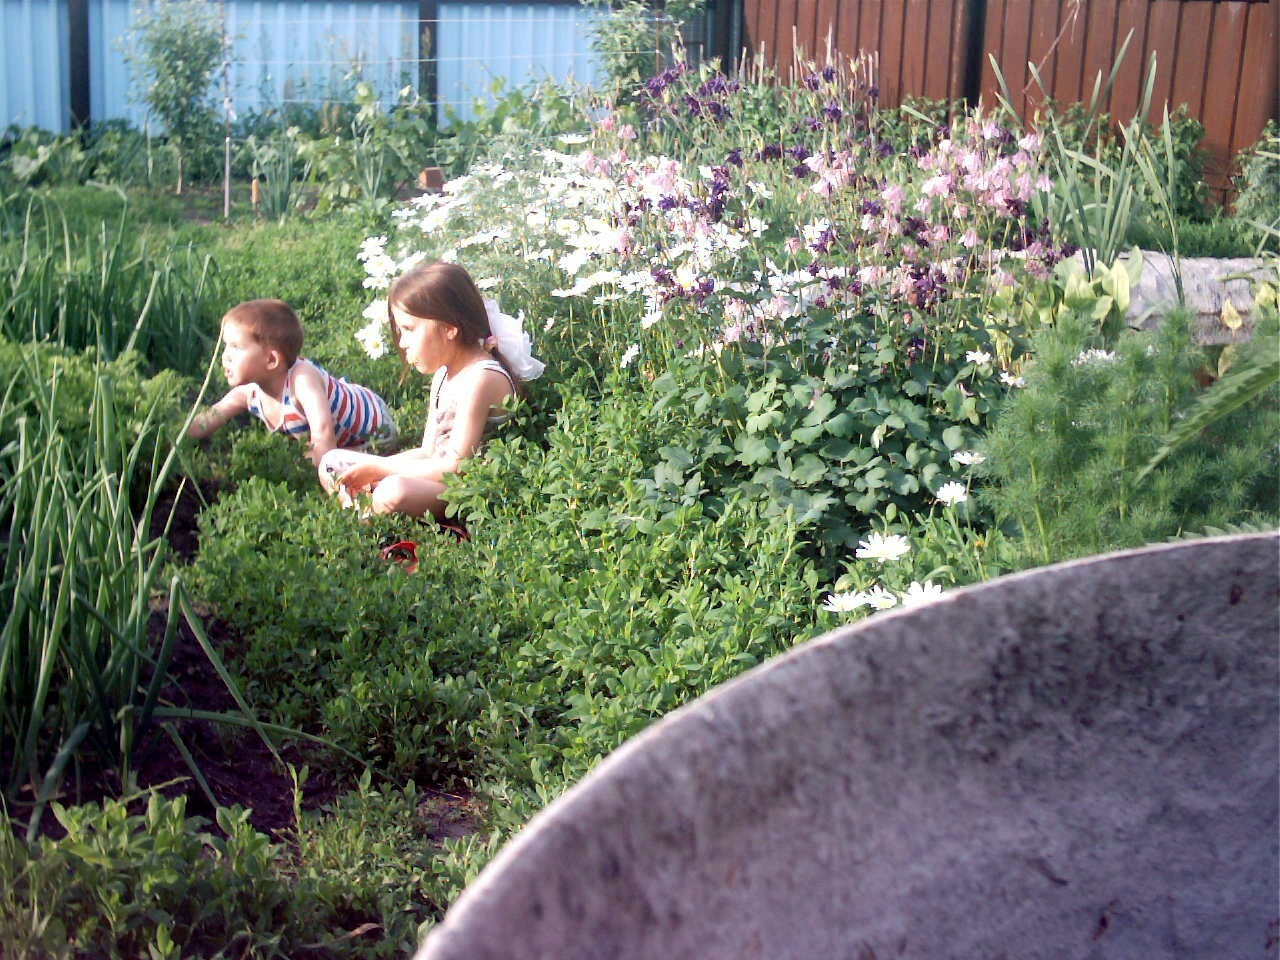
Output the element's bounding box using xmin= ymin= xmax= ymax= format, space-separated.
xmin=881 ymin=183 xmax=905 ymax=214
xmin=922 ymin=173 xmax=952 ymax=198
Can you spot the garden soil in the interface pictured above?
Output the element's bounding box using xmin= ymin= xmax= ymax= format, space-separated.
xmin=20 ymin=477 xmax=476 ymax=848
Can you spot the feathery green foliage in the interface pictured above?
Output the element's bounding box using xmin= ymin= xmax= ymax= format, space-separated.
xmin=980 ymin=311 xmax=1278 ymax=566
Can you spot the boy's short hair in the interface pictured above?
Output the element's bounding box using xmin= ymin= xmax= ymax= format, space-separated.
xmin=222 ymin=299 xmax=304 ymax=364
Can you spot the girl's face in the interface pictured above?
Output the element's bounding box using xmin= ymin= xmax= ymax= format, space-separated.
xmin=220 ymin=320 xmax=276 ymax=387
xmin=391 ymin=303 xmax=455 ymax=373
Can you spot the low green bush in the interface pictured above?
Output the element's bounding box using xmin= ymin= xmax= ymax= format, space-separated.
xmin=1 ymin=780 xmax=454 ymax=959
xmin=979 ymin=309 xmax=1278 ymax=567
xmin=1233 ymin=119 xmax=1280 ymax=254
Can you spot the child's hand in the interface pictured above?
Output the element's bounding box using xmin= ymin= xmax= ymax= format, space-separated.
xmin=338 ymin=462 xmax=387 ymax=494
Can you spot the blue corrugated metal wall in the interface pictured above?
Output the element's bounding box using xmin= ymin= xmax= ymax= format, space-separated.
xmin=88 ymin=0 xmax=139 ymax=128
xmin=3 ymin=0 xmax=606 ymax=133
xmin=437 ymin=3 xmax=602 ymax=119
xmin=3 ymin=0 xmax=70 ymax=130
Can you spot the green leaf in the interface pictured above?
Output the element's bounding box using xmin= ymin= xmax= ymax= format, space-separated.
xmin=825 ymin=411 xmax=857 ymax=436
xmin=1137 ymin=334 xmax=1280 ymax=482
xmin=736 ymin=435 xmax=775 ymax=465
xmin=789 ymin=454 xmax=828 ymax=485
xmin=819 ymin=438 xmax=855 ymax=461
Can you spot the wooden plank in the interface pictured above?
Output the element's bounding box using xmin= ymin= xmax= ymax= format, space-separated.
xmin=1170 ymin=1 xmax=1213 ymax=121
xmin=774 ymin=0 xmax=797 ymax=81
xmin=741 ymin=0 xmax=764 ymax=58
xmin=992 ymin=0 xmax=1034 ymax=115
xmin=1071 ymin=0 xmax=1113 ymax=109
xmin=979 ymin=0 xmax=1009 ymax=108
xmin=860 ymin=0 xmax=887 ymax=96
xmin=1142 ymin=1 xmax=1182 ymax=123
xmin=1108 ymin=0 xmax=1151 ymax=123
xmin=1231 ymin=0 xmax=1279 ymax=195
xmin=947 ymin=0 xmax=973 ymax=102
xmin=1024 ymin=0 xmax=1064 ymax=113
xmin=814 ymin=0 xmax=840 ymax=63
xmin=1199 ymin=3 xmax=1250 ymax=198
xmin=1047 ymin=0 xmax=1088 ymax=106
xmin=880 ymin=0 xmax=908 ymax=105
xmin=835 ymin=0 xmax=860 ymax=64
xmin=795 ymin=0 xmax=820 ymax=65
xmin=901 ymin=0 xmax=930 ymax=98
xmin=923 ymin=0 xmax=961 ymax=101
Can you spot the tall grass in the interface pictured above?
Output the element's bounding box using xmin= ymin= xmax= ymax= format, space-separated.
xmin=990 ymin=33 xmax=1180 ymax=286
xmin=0 ymin=193 xmax=219 ymax=375
xmin=0 ymin=338 xmax=286 ymax=837
xmin=0 ymin=345 xmax=180 ymax=826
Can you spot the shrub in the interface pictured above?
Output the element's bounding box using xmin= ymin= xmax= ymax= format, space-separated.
xmin=1233 ymin=119 xmax=1280 ymax=254
xmin=978 ymin=309 xmax=1278 ymax=567
xmin=1 ymin=782 xmax=450 ymax=959
xmin=121 ymin=0 xmax=226 ymax=193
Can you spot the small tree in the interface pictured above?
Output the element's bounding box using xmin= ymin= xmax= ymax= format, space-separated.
xmin=124 ymin=0 xmax=225 ymax=194
xmin=585 ymin=0 xmax=705 ymax=102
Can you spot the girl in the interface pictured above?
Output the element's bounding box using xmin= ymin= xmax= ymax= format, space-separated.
xmin=321 ymin=261 xmax=544 ymax=519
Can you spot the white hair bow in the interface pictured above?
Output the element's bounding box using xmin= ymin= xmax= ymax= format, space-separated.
xmin=484 ymin=299 xmax=546 ymax=381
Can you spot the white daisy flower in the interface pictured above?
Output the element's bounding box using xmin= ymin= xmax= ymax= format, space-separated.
xmin=823 ymin=591 xmax=865 ymax=613
xmin=900 ymin=580 xmax=945 ymax=608
xmin=861 ymin=586 xmax=899 ymax=610
xmin=355 ymin=318 xmax=387 ymax=360
xmin=620 ymin=344 xmax=640 ymax=368
xmin=1071 ymin=348 xmax=1117 ymax=366
xmin=936 ymin=481 xmax=969 ymax=506
xmin=855 ymin=532 xmax=911 ymax=564
xmin=953 ymin=450 xmax=986 ymax=466
xmin=966 ymin=349 xmax=993 ymax=364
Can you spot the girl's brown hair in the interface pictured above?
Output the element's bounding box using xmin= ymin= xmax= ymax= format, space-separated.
xmin=388 ymin=261 xmax=526 ymax=398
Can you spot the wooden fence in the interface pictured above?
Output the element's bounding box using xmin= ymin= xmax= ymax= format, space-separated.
xmin=737 ymin=0 xmax=1278 ymax=203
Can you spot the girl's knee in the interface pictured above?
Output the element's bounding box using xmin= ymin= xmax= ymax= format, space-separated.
xmin=370 ymin=475 xmax=442 ymax=519
xmin=370 ymin=476 xmax=414 ymax=515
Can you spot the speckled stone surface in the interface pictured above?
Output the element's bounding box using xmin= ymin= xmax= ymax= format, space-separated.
xmin=414 ymin=533 xmax=1280 ymax=960
xmin=1112 ymin=251 xmax=1269 ymax=343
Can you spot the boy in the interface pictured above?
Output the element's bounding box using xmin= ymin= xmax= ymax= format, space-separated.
xmin=189 ymin=299 xmax=397 ymax=472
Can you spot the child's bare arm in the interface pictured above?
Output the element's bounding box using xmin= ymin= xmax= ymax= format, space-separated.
xmin=188 ymin=386 xmax=251 ymax=440
xmin=291 ymin=365 xmax=338 ymax=465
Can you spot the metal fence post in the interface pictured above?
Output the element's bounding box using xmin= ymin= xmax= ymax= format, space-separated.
xmin=68 ymin=0 xmax=90 ymax=130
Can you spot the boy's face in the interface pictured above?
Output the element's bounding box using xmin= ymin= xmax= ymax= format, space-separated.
xmin=220 ymin=320 xmax=278 ymax=387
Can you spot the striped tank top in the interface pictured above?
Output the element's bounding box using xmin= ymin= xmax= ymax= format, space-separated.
xmin=248 ymin=358 xmax=396 ymax=449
